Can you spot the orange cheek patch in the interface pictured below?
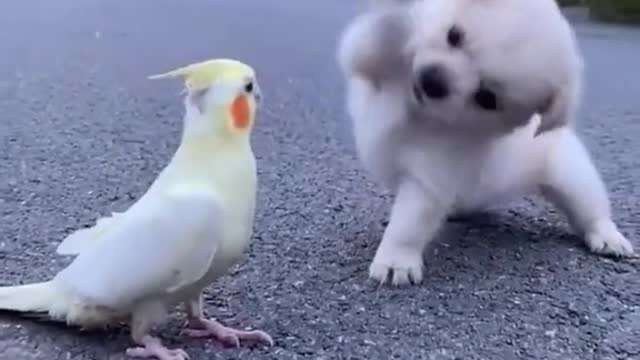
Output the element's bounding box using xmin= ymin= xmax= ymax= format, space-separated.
xmin=230 ymin=95 xmax=250 ymax=129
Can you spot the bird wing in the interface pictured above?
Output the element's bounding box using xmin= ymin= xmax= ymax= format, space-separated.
xmin=56 ymin=211 xmax=124 ymax=255
xmin=55 ymin=187 xmax=222 ymax=310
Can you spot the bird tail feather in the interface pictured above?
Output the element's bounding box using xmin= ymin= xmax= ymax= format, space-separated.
xmin=0 ymin=281 xmax=59 ymax=314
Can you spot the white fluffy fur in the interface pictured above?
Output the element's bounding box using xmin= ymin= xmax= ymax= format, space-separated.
xmin=337 ymin=0 xmax=634 ymax=286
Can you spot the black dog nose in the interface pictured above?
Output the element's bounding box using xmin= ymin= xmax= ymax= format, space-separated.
xmin=417 ymin=65 xmax=449 ymax=99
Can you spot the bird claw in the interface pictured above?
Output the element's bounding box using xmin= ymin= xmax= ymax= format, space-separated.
xmin=181 ymin=318 xmax=274 ymax=348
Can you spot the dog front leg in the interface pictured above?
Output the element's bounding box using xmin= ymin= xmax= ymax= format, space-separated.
xmin=540 ymin=131 xmax=634 ymax=256
xmin=370 ymin=179 xmax=447 ymax=286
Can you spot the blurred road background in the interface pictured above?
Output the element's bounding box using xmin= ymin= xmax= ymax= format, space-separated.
xmin=0 ymin=1 xmax=639 ymax=359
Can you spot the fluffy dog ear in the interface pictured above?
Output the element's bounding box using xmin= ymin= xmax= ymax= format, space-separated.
xmin=337 ymin=8 xmax=412 ymax=89
xmin=534 ymin=66 xmax=583 ymax=137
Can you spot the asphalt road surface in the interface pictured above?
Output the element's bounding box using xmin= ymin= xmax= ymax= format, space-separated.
xmin=1 ymin=1 xmax=639 ymax=359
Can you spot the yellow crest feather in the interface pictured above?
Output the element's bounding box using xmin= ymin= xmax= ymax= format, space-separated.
xmin=148 ymin=58 xmax=255 ymax=92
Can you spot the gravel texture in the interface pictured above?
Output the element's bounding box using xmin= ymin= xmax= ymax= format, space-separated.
xmin=0 ymin=1 xmax=639 ymax=359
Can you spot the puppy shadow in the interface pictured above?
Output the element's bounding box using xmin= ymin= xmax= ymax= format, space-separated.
xmin=437 ymin=209 xmax=584 ymax=255
xmin=343 ymin=207 xmax=615 ymax=293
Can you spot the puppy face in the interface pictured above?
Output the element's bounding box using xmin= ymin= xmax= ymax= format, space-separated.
xmin=405 ymin=0 xmax=583 ymax=134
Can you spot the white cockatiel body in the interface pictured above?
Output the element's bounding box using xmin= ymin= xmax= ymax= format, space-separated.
xmin=0 ymin=58 xmax=273 ymax=360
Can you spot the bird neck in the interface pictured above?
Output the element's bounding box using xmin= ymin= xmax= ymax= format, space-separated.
xmin=175 ymin=131 xmax=252 ymax=164
xmin=165 ymin=127 xmax=254 ymax=196
xmin=178 ymin=109 xmax=252 ymax=154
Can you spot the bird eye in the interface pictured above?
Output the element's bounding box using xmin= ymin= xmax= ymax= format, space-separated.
xmin=244 ymin=81 xmax=253 ymax=93
xmin=447 ymin=25 xmax=464 ymax=48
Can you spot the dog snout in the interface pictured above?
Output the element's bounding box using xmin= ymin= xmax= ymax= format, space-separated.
xmin=416 ymin=64 xmax=449 ymax=100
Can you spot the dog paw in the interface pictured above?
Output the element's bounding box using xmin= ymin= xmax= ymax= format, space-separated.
xmin=369 ymin=245 xmax=424 ymax=286
xmin=585 ymin=220 xmax=634 ymax=257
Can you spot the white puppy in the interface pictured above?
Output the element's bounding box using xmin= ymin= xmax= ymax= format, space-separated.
xmin=336 ymin=0 xmax=634 ymax=286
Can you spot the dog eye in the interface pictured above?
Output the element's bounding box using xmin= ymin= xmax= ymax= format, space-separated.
xmin=244 ymin=82 xmax=253 ymax=93
xmin=474 ymin=88 xmax=498 ymax=111
xmin=447 ymin=26 xmax=464 ymax=48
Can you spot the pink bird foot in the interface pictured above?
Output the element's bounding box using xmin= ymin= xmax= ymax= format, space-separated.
xmin=126 ymin=335 xmax=190 ymax=360
xmin=181 ymin=317 xmax=274 ymax=348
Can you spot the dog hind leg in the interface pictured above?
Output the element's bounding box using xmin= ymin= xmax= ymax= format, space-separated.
xmin=539 ymin=130 xmax=633 ymax=256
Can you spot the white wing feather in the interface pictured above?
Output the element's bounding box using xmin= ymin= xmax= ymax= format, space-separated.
xmin=54 ymin=189 xmax=222 ymax=310
xmin=56 ymin=212 xmax=123 ymax=255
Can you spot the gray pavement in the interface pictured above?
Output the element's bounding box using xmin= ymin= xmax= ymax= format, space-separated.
xmin=0 ymin=1 xmax=639 ymax=359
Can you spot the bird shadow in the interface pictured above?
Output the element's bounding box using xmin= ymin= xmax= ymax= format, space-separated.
xmin=0 ymin=311 xmax=192 ymax=355
xmin=0 ymin=310 xmax=128 ymax=338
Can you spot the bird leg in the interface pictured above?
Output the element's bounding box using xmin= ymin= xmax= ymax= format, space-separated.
xmin=126 ymin=335 xmax=190 ymax=360
xmin=181 ymin=294 xmax=274 ymax=348
xmin=127 ymin=304 xmax=189 ymax=360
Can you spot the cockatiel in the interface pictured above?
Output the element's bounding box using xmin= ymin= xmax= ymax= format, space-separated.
xmin=0 ymin=58 xmax=273 ymax=360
